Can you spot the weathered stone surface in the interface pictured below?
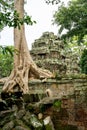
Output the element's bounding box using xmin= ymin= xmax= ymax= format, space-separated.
xmin=16 ymin=109 xmax=26 ymax=119
xmin=0 ymin=72 xmax=87 ymax=130
xmin=0 ymin=82 xmax=87 ymax=130
xmin=30 ymin=31 xmax=80 ymax=75
xmin=14 ymin=126 xmax=31 ymax=130
xmin=44 ymin=116 xmax=55 ymax=130
xmin=29 ymin=114 xmax=43 ymax=129
xmin=2 ymin=121 xmax=14 ymax=130
xmin=0 ymin=106 xmax=44 ymax=130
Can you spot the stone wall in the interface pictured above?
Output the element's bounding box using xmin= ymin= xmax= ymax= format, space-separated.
xmin=0 ymin=77 xmax=87 ymax=129
xmin=28 ymin=78 xmax=87 ymax=97
xmin=28 ymin=77 xmax=87 ymax=130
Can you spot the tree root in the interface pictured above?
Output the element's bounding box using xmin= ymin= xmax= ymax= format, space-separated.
xmin=0 ymin=77 xmax=8 ymax=84
xmin=1 ymin=63 xmax=54 ymax=94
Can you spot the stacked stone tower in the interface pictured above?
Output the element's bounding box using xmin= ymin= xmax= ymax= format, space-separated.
xmin=30 ymin=32 xmax=80 ymax=76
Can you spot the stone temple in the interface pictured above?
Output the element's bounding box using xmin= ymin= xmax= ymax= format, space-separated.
xmin=30 ymin=32 xmax=80 ymax=76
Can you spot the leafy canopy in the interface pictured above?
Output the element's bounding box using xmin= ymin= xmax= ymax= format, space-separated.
xmin=0 ymin=0 xmax=36 ymax=55
xmin=0 ymin=0 xmax=36 ymax=31
xmin=53 ymin=0 xmax=87 ymax=43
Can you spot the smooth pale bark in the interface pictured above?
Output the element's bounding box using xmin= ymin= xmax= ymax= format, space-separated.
xmin=1 ymin=0 xmax=53 ymax=94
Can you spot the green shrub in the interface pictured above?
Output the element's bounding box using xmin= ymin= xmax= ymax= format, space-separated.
xmin=0 ymin=46 xmax=13 ymax=78
xmin=80 ymin=49 xmax=87 ymax=74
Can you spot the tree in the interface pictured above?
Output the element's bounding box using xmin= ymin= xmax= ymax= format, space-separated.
xmin=80 ymin=49 xmax=87 ymax=74
xmin=0 ymin=0 xmax=53 ymax=94
xmin=0 ymin=46 xmax=13 ymax=78
xmin=53 ymin=0 xmax=87 ymax=43
xmin=0 ymin=0 xmax=34 ymax=31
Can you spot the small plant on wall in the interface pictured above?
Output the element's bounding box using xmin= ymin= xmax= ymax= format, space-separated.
xmin=53 ymin=100 xmax=61 ymax=111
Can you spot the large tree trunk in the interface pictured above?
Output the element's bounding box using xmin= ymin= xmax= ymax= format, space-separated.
xmin=1 ymin=0 xmax=53 ymax=94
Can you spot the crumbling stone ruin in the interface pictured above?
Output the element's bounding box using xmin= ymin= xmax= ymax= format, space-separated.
xmin=30 ymin=32 xmax=80 ymax=76
xmin=0 ymin=32 xmax=85 ymax=130
xmin=1 ymin=77 xmax=87 ymax=130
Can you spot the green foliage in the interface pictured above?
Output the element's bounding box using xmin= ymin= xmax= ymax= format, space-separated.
xmin=0 ymin=46 xmax=13 ymax=78
xmin=0 ymin=0 xmax=36 ymax=30
xmin=45 ymin=0 xmax=60 ymax=4
xmin=55 ymin=73 xmax=62 ymax=80
xmin=53 ymin=100 xmax=61 ymax=109
xmin=53 ymin=0 xmax=87 ymax=43
xmin=79 ymin=49 xmax=87 ymax=74
xmin=0 ymin=46 xmax=14 ymax=56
